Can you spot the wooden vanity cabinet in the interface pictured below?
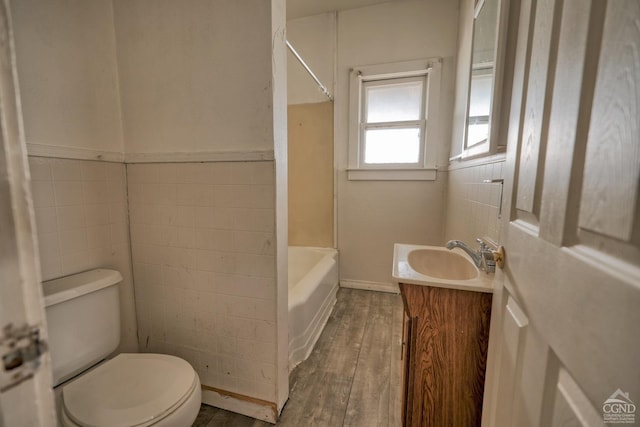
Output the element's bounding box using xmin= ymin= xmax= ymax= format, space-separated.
xmin=399 ymin=283 xmax=492 ymax=427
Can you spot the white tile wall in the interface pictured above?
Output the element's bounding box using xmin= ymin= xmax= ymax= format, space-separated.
xmin=445 ymin=159 xmax=505 ymax=244
xmin=28 ymin=157 xmax=138 ymax=352
xmin=128 ymin=161 xmax=277 ymax=402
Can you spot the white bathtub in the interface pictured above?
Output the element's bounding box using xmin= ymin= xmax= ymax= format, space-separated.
xmin=288 ymin=246 xmax=339 ymax=371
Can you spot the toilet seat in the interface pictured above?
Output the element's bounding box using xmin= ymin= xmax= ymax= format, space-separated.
xmin=62 ymin=353 xmax=198 ymax=427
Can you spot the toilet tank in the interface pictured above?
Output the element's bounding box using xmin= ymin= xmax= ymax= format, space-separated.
xmin=42 ymin=269 xmax=122 ymax=386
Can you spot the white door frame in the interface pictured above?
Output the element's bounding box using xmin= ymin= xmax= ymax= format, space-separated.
xmin=0 ymin=0 xmax=56 ymax=424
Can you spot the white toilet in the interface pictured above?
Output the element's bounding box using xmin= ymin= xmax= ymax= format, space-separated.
xmin=43 ymin=268 xmax=201 ymax=427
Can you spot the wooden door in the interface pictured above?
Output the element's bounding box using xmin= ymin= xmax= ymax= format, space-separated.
xmin=0 ymin=0 xmax=56 ymax=425
xmin=482 ymin=0 xmax=640 ymax=426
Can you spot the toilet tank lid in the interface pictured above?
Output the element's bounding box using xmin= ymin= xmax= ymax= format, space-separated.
xmin=43 ymin=269 xmax=122 ymax=308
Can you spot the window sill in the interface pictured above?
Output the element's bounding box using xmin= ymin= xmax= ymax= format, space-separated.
xmin=347 ymin=168 xmax=437 ymax=181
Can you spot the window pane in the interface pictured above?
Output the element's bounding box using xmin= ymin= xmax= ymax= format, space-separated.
xmin=366 ymin=81 xmax=423 ymax=123
xmin=364 ymin=128 xmax=420 ymax=164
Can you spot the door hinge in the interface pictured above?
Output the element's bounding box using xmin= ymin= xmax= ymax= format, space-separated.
xmin=0 ymin=323 xmax=48 ymax=393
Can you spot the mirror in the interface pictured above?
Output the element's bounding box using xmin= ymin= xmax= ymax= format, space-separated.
xmin=464 ymin=0 xmax=500 ymax=155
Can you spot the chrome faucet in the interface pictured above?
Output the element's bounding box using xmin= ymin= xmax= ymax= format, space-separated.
xmin=446 ymin=238 xmax=497 ymax=272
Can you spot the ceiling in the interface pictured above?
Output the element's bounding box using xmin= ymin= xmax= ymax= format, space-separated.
xmin=287 ymin=0 xmax=414 ymax=19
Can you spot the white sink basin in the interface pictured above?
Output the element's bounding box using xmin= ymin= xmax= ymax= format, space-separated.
xmin=392 ymin=244 xmax=494 ymax=293
xmin=408 ymin=248 xmax=479 ymax=280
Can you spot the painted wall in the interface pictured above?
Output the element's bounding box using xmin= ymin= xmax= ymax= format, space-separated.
xmin=11 ymin=0 xmax=136 ymax=353
xmin=112 ymin=1 xmax=287 ymax=418
xmin=112 ymin=0 xmax=274 ymax=155
xmin=28 ymin=158 xmax=138 ymax=353
xmin=335 ymin=0 xmax=459 ymax=289
xmin=288 ymin=102 xmax=334 ymax=247
xmin=10 ymin=0 xmax=124 ymax=155
xmin=287 ymin=13 xmax=335 ymax=248
xmin=287 ymin=12 xmax=335 ymax=105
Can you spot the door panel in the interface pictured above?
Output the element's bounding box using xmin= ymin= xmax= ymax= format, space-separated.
xmin=484 ymin=0 xmax=640 ymax=425
xmin=515 ymin=0 xmax=560 ymax=217
xmin=492 ymin=294 xmax=528 ymax=427
xmin=579 ymin=0 xmax=640 ymax=244
xmin=550 ymin=368 xmax=604 ymax=427
xmin=511 ymin=309 xmax=552 ymax=427
xmin=538 ymin=0 xmax=598 ymax=245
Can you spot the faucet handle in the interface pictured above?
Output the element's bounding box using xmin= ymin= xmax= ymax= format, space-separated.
xmin=476 ymin=238 xmax=489 ymax=251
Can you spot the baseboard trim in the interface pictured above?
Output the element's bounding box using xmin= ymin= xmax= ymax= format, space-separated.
xmin=340 ymin=279 xmax=400 ymax=294
xmin=201 ymin=384 xmax=278 ymax=424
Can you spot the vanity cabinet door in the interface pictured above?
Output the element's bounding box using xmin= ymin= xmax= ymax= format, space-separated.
xmin=400 ymin=283 xmax=492 ymax=427
xmin=401 ymin=309 xmax=416 ymax=427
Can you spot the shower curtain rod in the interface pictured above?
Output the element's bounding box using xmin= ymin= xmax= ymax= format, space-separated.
xmin=286 ymin=40 xmax=334 ymax=102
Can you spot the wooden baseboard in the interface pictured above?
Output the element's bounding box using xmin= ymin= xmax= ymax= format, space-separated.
xmin=201 ymin=384 xmax=278 ymax=424
xmin=340 ymin=279 xmax=400 ymax=294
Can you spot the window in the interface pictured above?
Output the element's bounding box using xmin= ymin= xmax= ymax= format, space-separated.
xmin=362 ymin=77 xmax=425 ymax=165
xmin=348 ymin=59 xmax=441 ymax=180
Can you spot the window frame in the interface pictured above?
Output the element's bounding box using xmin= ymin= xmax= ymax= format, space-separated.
xmin=348 ymin=58 xmax=442 ymax=181
xmin=360 ymin=75 xmax=427 ymax=168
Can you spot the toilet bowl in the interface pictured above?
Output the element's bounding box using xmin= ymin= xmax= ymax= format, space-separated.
xmin=43 ymin=269 xmax=201 ymax=426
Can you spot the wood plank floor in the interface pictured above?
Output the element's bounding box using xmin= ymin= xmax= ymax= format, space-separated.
xmin=192 ymin=288 xmax=403 ymax=427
